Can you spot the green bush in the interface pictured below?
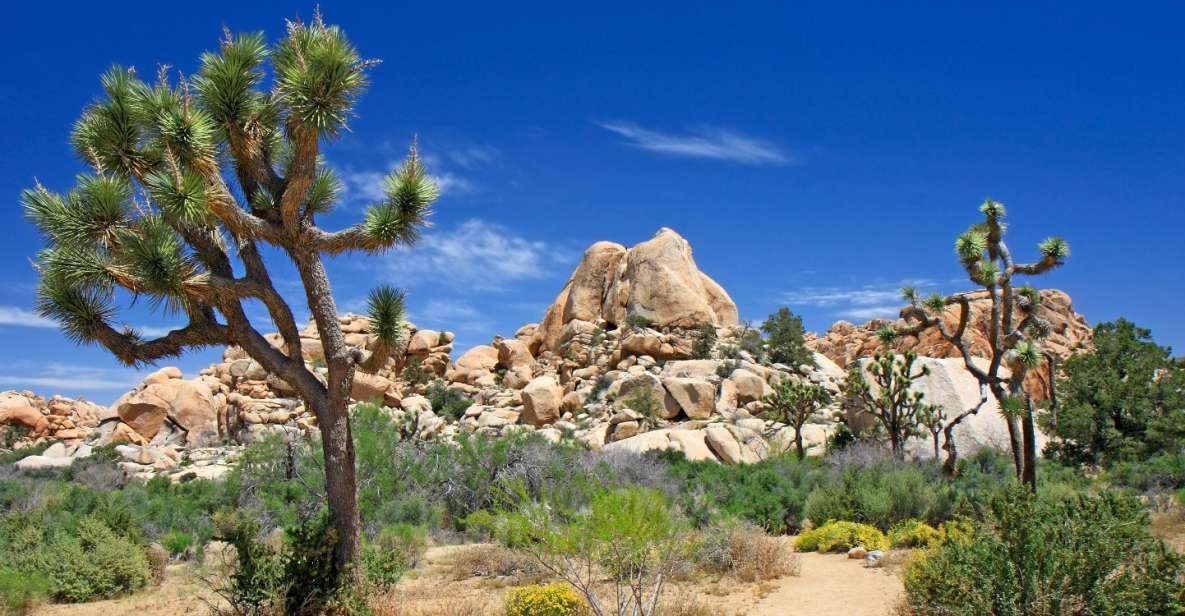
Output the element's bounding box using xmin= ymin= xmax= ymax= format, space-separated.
xmin=401 ymin=358 xmax=431 ymax=386
xmin=661 ymin=451 xmax=823 ymax=533
xmin=361 ymin=524 xmax=428 ymax=588
xmin=624 ymin=313 xmax=651 ymax=329
xmin=795 ymin=520 xmax=887 ymax=553
xmin=586 ymin=374 xmax=613 ymax=403
xmin=903 ymin=486 xmax=1185 ymax=616
xmin=504 ymin=582 xmax=587 ymax=616
xmin=0 ymin=568 xmax=49 ymax=616
xmin=887 ymin=519 xmax=942 ymax=548
xmin=161 ymin=530 xmax=194 ymax=557
xmin=6 ymin=516 xmax=152 ymax=602
xmin=692 ymin=324 xmax=717 ymax=359
xmin=802 ymin=462 xmax=956 ymax=530
xmin=426 ymin=380 xmax=473 ymax=421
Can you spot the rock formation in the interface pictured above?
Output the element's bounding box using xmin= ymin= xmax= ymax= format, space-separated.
xmin=534 ymin=228 xmax=739 ymax=355
xmin=808 ymin=289 xmax=1092 ymax=397
xmin=3 ymin=227 xmax=1098 ymax=476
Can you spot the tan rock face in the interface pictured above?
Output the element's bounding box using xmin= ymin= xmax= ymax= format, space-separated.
xmin=110 ymin=374 xmax=221 ymax=446
xmin=808 ymin=289 xmax=1092 ymax=399
xmin=535 ymin=228 xmax=738 ymax=353
xmin=662 ymin=377 xmax=716 ymax=420
xmin=521 ymin=375 xmax=562 ymax=426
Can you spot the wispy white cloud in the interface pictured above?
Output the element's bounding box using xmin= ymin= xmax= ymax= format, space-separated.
xmin=781 ymin=280 xmax=940 ymax=323
xmin=0 ymin=306 xmax=56 ymax=328
xmin=411 ymin=299 xmax=494 ymax=334
xmin=382 ymin=219 xmax=561 ymax=291
xmin=596 ymin=121 xmax=791 ymax=165
xmin=447 ymin=145 xmax=500 ymax=169
xmin=0 ymin=362 xmax=145 ymax=392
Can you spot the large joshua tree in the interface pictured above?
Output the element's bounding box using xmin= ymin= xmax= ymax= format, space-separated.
xmin=896 ymin=199 xmax=1068 ymax=489
xmin=21 ymin=14 xmax=437 ymax=566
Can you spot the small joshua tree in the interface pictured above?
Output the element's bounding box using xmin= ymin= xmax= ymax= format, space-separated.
xmin=844 ymin=328 xmax=932 ymax=459
xmin=916 ymin=401 xmax=946 ymax=460
xmin=762 ymin=377 xmax=829 ymax=459
xmin=22 ymin=14 xmax=438 ymax=566
xmin=897 ymin=199 xmax=1068 ymax=488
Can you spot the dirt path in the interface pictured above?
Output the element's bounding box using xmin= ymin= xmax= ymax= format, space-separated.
xmin=749 ymin=552 xmax=903 ymax=616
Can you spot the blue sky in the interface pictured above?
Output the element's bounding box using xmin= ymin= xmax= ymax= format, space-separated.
xmin=1 ymin=2 xmax=1182 ymax=403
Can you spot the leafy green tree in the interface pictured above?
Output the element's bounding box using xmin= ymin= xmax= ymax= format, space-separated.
xmin=692 ymin=323 xmax=717 ymax=359
xmin=761 ymin=307 xmax=814 ymax=369
xmin=22 ymin=14 xmax=437 ymax=566
xmin=843 ymin=335 xmax=932 ymax=459
xmin=898 ymin=199 xmax=1068 ymax=488
xmin=1041 ymin=319 xmax=1185 ymax=466
xmin=762 ymin=377 xmax=828 ymax=459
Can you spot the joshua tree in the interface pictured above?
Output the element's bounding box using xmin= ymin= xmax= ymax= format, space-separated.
xmin=844 ymin=329 xmax=932 ymax=459
xmin=897 ymin=199 xmax=1068 ymax=488
xmin=762 ymin=376 xmax=829 ymax=459
xmin=21 ymin=14 xmax=438 ymax=566
xmin=917 ymin=402 xmax=946 ymax=460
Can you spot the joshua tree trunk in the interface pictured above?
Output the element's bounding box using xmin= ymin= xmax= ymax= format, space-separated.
xmin=794 ymin=426 xmax=805 ymax=460
xmin=316 ymin=395 xmax=361 ymax=564
xmin=1021 ymin=404 xmax=1038 ymax=492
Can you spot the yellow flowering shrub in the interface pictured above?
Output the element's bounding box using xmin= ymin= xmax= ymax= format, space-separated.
xmin=505 ymin=582 xmax=587 ymax=616
xmin=794 ymin=520 xmax=887 ymax=552
xmin=887 ymin=519 xmax=942 ymax=548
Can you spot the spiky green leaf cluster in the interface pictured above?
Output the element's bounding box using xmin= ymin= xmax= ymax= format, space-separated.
xmin=273 ymin=15 xmax=370 ymax=137
xmin=999 ymin=394 xmax=1026 ymax=418
xmin=923 ymin=292 xmax=946 ymax=313
xmin=1038 ymin=236 xmax=1070 ymax=261
xmin=979 ymin=198 xmax=1006 ymax=219
xmin=974 ymin=260 xmax=1001 ymax=286
xmin=111 ymin=217 xmax=198 ymax=313
xmin=23 ymin=175 xmax=132 ymax=248
xmin=876 ymin=326 xmax=899 ymax=345
xmin=955 ymin=229 xmax=988 ymax=265
xmin=362 ymin=145 xmax=437 ymax=250
xmin=194 ymin=32 xmax=270 ymax=126
xmin=71 ymin=67 xmax=154 ymax=178
xmin=305 ymin=167 xmax=342 ymax=215
xmin=367 ymin=285 xmax=407 ymax=345
xmin=145 ymin=169 xmax=210 ymax=225
xmin=1010 ymin=340 xmax=1042 ymax=370
xmin=901 ymin=286 xmax=917 ymax=303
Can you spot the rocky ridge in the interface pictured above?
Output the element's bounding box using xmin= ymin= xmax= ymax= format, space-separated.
xmin=2 ymin=227 xmax=1095 ymax=478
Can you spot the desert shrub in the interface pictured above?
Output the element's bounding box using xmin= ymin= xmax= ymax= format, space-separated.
xmin=586 ymin=374 xmax=613 ymax=403
xmin=211 ymin=511 xmax=285 ymax=614
xmin=716 ymin=344 xmax=741 ymax=360
xmin=7 ymin=515 xmax=153 ymax=602
xmin=738 ymin=330 xmax=766 ymax=361
xmin=427 ymin=381 xmax=474 ymax=421
xmin=144 ymin=543 xmax=169 ymax=586
xmin=504 ymin=582 xmax=587 ymax=616
xmin=692 ymin=324 xmax=717 ymax=359
xmin=803 ymin=462 xmax=956 ymax=530
xmin=362 ymin=524 xmax=428 ymax=588
xmin=795 ymin=520 xmax=887 ymax=553
xmin=450 ymin=544 xmax=547 ymax=582
xmin=0 ymin=568 xmax=49 ymax=616
xmin=483 ymin=487 xmax=692 ymax=616
xmin=162 ymin=529 xmax=195 ymax=557
xmin=696 ymin=521 xmax=798 ymax=581
xmin=714 ymin=359 xmax=740 ymax=378
xmin=624 ymin=313 xmax=652 ymax=329
xmin=1109 ymin=453 xmax=1185 ymax=492
xmin=902 ymin=486 xmax=1185 ymax=616
xmin=401 ymin=359 xmax=432 ymax=386
xmin=661 ymin=451 xmax=824 ymax=533
xmin=887 ymin=519 xmax=942 ymax=548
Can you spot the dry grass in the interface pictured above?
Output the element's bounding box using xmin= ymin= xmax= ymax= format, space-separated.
xmin=656 ymin=592 xmax=716 ymax=616
xmin=447 ymin=544 xmax=549 ymax=585
xmin=729 ymin=529 xmax=801 ymax=582
xmin=368 ymin=593 xmax=500 ymax=616
xmin=1151 ymin=508 xmax=1185 ymax=553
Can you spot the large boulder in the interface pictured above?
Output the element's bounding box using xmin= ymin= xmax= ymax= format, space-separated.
xmin=0 ymin=393 xmax=48 ymax=433
xmin=611 ymin=373 xmax=680 ymax=419
xmin=662 ymin=377 xmax=716 ymax=420
xmin=536 ymin=228 xmax=738 ymax=353
xmin=110 ymin=372 xmax=220 ymax=446
xmin=521 ymin=376 xmax=563 ymax=426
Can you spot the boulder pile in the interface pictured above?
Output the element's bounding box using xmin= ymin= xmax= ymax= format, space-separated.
xmin=4 ymin=227 xmax=1098 ymax=477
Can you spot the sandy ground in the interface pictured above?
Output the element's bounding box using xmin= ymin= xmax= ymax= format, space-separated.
xmin=33 ymin=543 xmax=904 ymax=616
xmin=749 ymin=552 xmax=903 ymax=616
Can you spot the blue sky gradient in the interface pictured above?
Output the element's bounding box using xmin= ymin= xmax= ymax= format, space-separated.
xmin=2 ymin=2 xmax=1182 ymax=403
